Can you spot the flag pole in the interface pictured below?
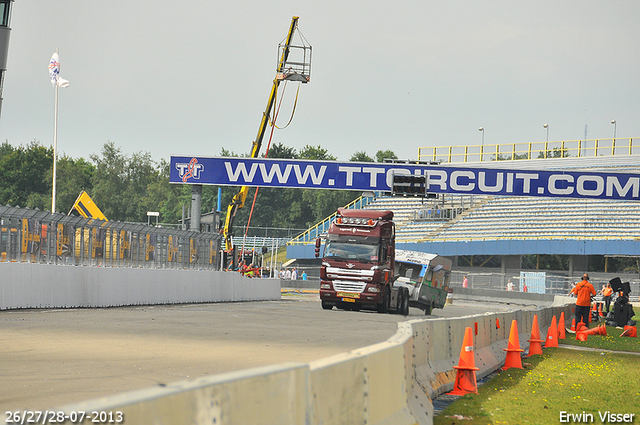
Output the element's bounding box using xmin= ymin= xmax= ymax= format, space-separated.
xmin=51 ymin=48 xmax=59 ymax=213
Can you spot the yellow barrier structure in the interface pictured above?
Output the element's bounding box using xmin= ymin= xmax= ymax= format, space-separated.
xmin=419 ymin=137 xmax=640 ymax=164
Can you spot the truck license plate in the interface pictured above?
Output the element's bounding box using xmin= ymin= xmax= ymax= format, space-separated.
xmin=342 ymin=297 xmax=356 ymax=303
xmin=337 ymin=292 xmax=360 ymax=299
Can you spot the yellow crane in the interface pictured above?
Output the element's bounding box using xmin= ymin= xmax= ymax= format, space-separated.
xmin=222 ymin=16 xmax=311 ymax=252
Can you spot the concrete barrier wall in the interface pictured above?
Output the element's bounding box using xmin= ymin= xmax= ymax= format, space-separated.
xmin=0 ymin=262 xmax=281 ymax=310
xmin=52 ymin=297 xmax=575 ymax=425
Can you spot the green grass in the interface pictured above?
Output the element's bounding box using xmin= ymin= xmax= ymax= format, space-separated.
xmin=434 ymin=321 xmax=640 ymax=425
xmin=560 ymin=321 xmax=640 ymax=352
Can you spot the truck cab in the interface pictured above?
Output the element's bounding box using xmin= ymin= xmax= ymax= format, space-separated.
xmin=317 ymin=208 xmax=396 ymax=312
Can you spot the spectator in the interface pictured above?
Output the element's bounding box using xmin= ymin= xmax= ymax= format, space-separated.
xmin=301 ymin=270 xmax=308 ymax=281
xmin=462 ymin=276 xmax=468 ymax=288
xmin=571 ymin=273 xmax=596 ymax=328
xmin=291 ymin=267 xmax=298 ymax=280
xmin=507 ymin=279 xmax=514 ymax=291
xmin=601 ymin=283 xmax=613 ymax=313
xmin=522 ymin=283 xmax=528 ymax=292
xmin=285 ymin=268 xmax=292 ymax=280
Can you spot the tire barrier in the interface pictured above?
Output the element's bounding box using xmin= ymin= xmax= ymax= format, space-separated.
xmin=49 ymin=293 xmax=573 ymax=425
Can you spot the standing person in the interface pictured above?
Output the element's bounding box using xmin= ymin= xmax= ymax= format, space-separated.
xmin=284 ymin=268 xmax=292 ymax=280
xmin=522 ymin=283 xmax=528 ymax=293
xmin=462 ymin=276 xmax=468 ymax=288
xmin=571 ymin=273 xmax=596 ymax=328
xmin=301 ymin=270 xmax=308 ymax=281
xmin=601 ymin=283 xmax=613 ymax=313
xmin=291 ymin=267 xmax=298 ymax=281
xmin=507 ymin=279 xmax=514 ymax=291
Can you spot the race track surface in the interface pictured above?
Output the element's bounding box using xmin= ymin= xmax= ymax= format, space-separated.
xmin=1 ymin=292 xmax=518 ymax=411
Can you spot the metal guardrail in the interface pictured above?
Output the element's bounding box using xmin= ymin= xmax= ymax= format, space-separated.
xmin=419 ymin=137 xmax=640 ymax=163
xmin=287 ymin=195 xmax=374 ymax=245
xmin=0 ymin=205 xmax=222 ymax=270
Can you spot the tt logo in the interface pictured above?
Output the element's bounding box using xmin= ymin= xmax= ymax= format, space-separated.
xmin=176 ymin=158 xmax=204 ymax=182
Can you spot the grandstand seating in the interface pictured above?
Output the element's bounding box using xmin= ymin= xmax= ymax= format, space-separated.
xmin=362 ymin=195 xmax=640 ymax=242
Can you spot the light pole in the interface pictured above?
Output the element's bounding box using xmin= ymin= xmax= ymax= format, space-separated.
xmin=611 ymin=119 xmax=616 ymax=140
xmin=543 ymin=123 xmax=549 ymax=142
xmin=479 ymin=127 xmax=484 ymax=161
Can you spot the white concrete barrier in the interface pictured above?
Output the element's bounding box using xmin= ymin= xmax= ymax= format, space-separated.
xmin=56 ymin=363 xmax=311 ymax=425
xmin=0 ymin=262 xmax=280 ymax=310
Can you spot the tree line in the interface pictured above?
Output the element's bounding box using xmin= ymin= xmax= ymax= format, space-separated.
xmin=0 ymin=140 xmax=397 ymax=237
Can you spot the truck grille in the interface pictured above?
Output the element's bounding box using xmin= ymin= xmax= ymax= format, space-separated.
xmin=333 ymin=280 xmax=367 ymax=293
xmin=326 ymin=267 xmax=375 ymax=282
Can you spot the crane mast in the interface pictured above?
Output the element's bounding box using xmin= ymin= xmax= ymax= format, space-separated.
xmin=222 ymin=16 xmax=310 ymax=255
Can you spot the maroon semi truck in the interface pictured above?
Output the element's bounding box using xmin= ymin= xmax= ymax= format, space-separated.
xmin=315 ymin=208 xmax=410 ymax=314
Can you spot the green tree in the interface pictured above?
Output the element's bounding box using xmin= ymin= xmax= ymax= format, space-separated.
xmin=90 ymin=142 xmax=162 ymax=222
xmin=52 ymin=155 xmax=95 ymax=214
xmin=0 ymin=140 xmax=53 ymax=208
xmin=299 ymin=145 xmax=336 ymax=161
xmin=375 ymin=149 xmax=398 ymax=162
xmin=265 ymin=142 xmax=297 ymax=159
xmin=350 ymin=151 xmax=374 ymax=162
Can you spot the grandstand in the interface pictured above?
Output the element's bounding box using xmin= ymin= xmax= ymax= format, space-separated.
xmin=369 ymin=195 xmax=640 ymax=242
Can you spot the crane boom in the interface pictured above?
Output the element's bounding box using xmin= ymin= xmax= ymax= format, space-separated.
xmin=223 ymin=16 xmax=303 ymax=253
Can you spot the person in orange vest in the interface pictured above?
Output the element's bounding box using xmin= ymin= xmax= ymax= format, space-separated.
xmin=571 ymin=273 xmax=596 ymax=328
xmin=600 ymin=283 xmax=614 ymax=313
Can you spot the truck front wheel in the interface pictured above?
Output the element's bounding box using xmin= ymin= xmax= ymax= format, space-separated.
xmin=400 ymin=287 xmax=410 ymax=316
xmin=321 ymin=301 xmax=333 ymax=310
xmin=377 ymin=286 xmax=390 ymax=314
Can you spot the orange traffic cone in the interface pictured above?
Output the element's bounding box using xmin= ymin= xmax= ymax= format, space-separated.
xmin=583 ymin=324 xmax=607 ymax=336
xmin=503 ymin=320 xmax=524 ymax=369
xmin=570 ymin=318 xmax=576 ymax=332
xmin=620 ymin=326 xmax=637 ymax=338
xmin=558 ymin=312 xmax=566 ymax=340
xmin=527 ymin=315 xmax=544 ymax=357
xmin=448 ymin=327 xmax=480 ymax=395
xmin=576 ymin=321 xmax=588 ymax=332
xmin=598 ymin=303 xmax=604 ymax=317
xmin=545 ymin=315 xmax=559 ymax=348
xmin=496 ymin=318 xmax=500 ymax=329
xmin=576 ymin=331 xmax=588 ymax=341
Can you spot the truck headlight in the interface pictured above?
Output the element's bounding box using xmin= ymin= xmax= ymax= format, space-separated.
xmin=367 ymin=286 xmax=380 ymax=293
xmin=320 ymin=283 xmax=332 ymax=290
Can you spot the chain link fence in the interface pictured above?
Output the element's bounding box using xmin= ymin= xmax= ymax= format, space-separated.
xmin=1 ymin=205 xmax=222 ymax=270
xmin=451 ymin=270 xmax=640 ymax=298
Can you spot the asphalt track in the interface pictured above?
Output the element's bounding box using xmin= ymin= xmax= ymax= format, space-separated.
xmin=1 ymin=291 xmax=520 ymax=412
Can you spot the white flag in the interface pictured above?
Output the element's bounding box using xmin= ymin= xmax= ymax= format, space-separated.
xmin=48 ymin=52 xmax=70 ymax=87
xmin=56 ymin=77 xmax=70 ymax=88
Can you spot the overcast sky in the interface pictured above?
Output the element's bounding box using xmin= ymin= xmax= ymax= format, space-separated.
xmin=2 ymin=1 xmax=639 ymax=163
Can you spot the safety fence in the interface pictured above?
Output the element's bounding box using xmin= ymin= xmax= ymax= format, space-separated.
xmin=450 ymin=270 xmax=640 ymax=298
xmin=0 ymin=205 xmax=222 ymax=270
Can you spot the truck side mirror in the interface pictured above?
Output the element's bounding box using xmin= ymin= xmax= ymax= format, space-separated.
xmin=315 ymin=238 xmax=321 ymax=258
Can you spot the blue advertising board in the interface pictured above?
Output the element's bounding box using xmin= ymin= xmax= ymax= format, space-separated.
xmin=170 ymin=156 xmax=640 ymax=201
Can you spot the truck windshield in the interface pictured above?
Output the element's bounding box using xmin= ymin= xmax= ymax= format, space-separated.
xmin=324 ymin=241 xmax=380 ymax=262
